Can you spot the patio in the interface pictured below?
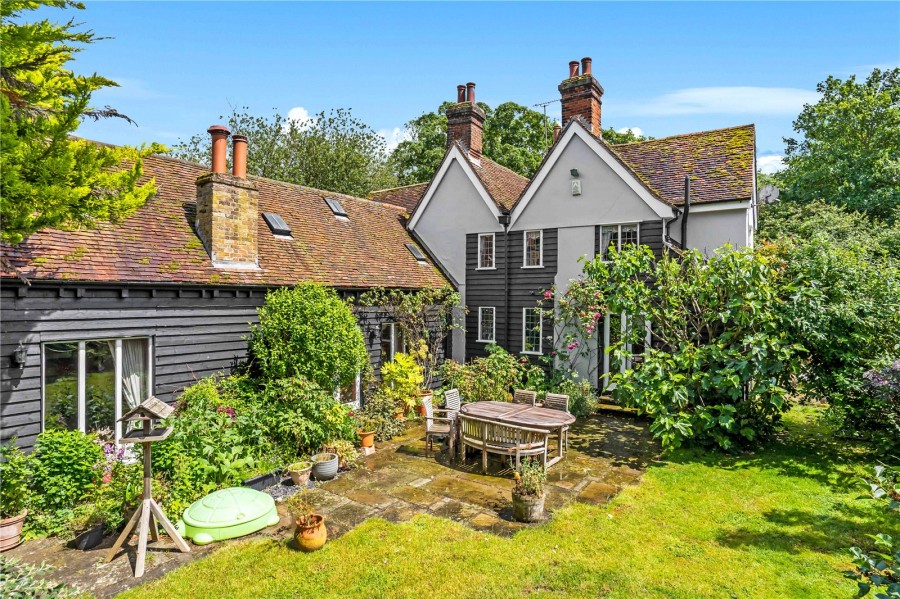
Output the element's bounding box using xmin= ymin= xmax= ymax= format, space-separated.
xmin=3 ymin=408 xmax=658 ymax=598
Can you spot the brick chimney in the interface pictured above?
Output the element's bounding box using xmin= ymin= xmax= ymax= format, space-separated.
xmin=559 ymin=57 xmax=604 ymax=136
xmin=446 ymin=82 xmax=485 ymax=159
xmin=195 ymin=126 xmax=259 ymax=269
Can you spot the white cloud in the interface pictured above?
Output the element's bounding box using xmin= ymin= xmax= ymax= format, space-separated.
xmin=620 ymin=86 xmax=820 ymax=117
xmin=378 ymin=126 xmax=411 ymax=151
xmin=617 ymin=126 xmax=643 ymax=137
xmin=757 ymin=155 xmax=786 ymax=174
xmin=284 ymin=106 xmax=315 ymax=131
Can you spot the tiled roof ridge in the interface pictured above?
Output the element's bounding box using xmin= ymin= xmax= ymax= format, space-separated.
xmin=369 ymin=181 xmax=429 ymax=195
xmin=607 ymin=123 xmax=756 ymax=147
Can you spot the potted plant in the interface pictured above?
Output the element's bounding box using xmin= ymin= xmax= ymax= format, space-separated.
xmin=286 ymin=460 xmax=312 ymax=486
xmin=355 ymin=417 xmax=377 ymax=448
xmin=381 ymin=352 xmax=424 ymax=417
xmin=309 ymin=452 xmax=338 ymax=481
xmin=285 ymin=491 xmax=326 ymax=552
xmin=322 ymin=440 xmax=358 ymax=470
xmin=511 ymin=458 xmax=547 ymax=523
xmin=0 ymin=442 xmax=31 ymax=551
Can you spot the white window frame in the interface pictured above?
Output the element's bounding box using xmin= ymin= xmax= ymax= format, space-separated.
xmin=477 ymin=307 xmax=496 ymax=343
xmin=477 ymin=233 xmax=496 ymax=270
xmin=381 ymin=322 xmax=406 ymax=364
xmin=600 ymin=223 xmax=640 ymax=262
xmin=41 ymin=336 xmax=154 ymax=443
xmin=522 ymin=230 xmax=544 ymax=268
xmin=521 ymin=307 xmax=543 ymax=355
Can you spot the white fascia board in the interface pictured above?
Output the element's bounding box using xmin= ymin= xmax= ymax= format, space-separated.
xmin=407 ymin=145 xmax=501 ymax=231
xmin=510 ymin=124 xmax=674 ymax=227
xmin=688 ymin=199 xmax=752 ymax=213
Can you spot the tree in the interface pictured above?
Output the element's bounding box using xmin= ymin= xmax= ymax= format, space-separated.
xmin=390 ymin=101 xmax=555 ymax=184
xmin=600 ymin=126 xmax=648 ymax=145
xmin=171 ymin=107 xmax=397 ymax=197
xmin=0 ymin=0 xmax=161 ymax=245
xmin=779 ymin=68 xmax=900 ymax=221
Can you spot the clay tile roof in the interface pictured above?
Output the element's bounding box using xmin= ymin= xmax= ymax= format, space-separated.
xmin=464 ymin=150 xmax=529 ymax=212
xmin=1 ymin=153 xmax=448 ymax=289
xmin=609 ymin=124 xmax=756 ymax=205
xmin=367 ymin=182 xmax=429 ymax=212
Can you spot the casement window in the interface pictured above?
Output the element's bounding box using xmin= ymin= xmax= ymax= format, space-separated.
xmin=380 ymin=323 xmax=406 ymax=365
xmin=477 ymin=307 xmax=496 ymax=343
xmin=42 ymin=337 xmax=153 ymax=442
xmin=523 ymin=230 xmax=543 ymax=267
xmin=522 ymin=308 xmax=543 ymax=355
xmin=477 ymin=233 xmax=495 ymax=269
xmin=600 ymin=223 xmax=640 ymax=261
xmin=601 ymin=314 xmax=652 ymax=389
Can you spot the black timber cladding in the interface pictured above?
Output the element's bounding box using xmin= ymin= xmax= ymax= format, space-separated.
xmin=465 ymin=229 xmax=557 ymax=360
xmin=0 ymin=282 xmax=408 ymax=451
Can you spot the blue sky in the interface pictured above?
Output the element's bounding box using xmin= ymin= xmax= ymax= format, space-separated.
xmin=55 ymin=1 xmax=900 ymax=173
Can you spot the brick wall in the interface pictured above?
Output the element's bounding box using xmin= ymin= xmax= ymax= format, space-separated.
xmin=559 ymin=74 xmax=604 ymax=136
xmin=195 ymin=172 xmax=259 ymax=267
xmin=446 ymin=101 xmax=486 ymax=158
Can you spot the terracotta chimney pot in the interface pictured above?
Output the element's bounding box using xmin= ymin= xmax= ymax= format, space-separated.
xmin=207 ymin=125 xmax=230 ymax=174
xmin=553 ymin=123 xmax=562 ymax=143
xmin=232 ymin=135 xmax=248 ymax=179
xmin=466 ymin=82 xmax=476 ymax=103
xmin=457 ymin=85 xmax=467 ymax=103
xmin=568 ymin=61 xmax=580 ymax=78
xmin=581 ymin=57 xmax=592 ymax=76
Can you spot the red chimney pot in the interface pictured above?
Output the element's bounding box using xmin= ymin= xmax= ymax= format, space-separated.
xmin=232 ymin=134 xmax=248 ymax=179
xmin=207 ymin=125 xmax=230 ymax=174
xmin=568 ymin=61 xmax=580 ymax=78
xmin=466 ymin=82 xmax=476 ymax=103
xmin=581 ymin=57 xmax=592 ymax=76
xmin=457 ymin=85 xmax=466 ymax=103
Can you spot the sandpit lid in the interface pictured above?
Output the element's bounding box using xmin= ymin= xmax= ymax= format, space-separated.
xmin=182 ymin=487 xmax=275 ymax=529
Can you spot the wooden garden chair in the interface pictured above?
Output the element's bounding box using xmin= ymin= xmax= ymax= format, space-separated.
xmin=543 ymin=392 xmax=571 ymax=453
xmin=423 ymin=394 xmax=456 ymax=456
xmin=513 ymin=389 xmax=537 ymax=406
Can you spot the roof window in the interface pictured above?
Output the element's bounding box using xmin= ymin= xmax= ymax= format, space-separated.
xmin=262 ymin=212 xmax=292 ymax=237
xmin=405 ymin=243 xmax=428 ymax=264
xmin=324 ymin=197 xmax=348 ymax=219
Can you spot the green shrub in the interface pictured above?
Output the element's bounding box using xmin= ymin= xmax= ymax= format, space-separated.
xmin=551 ymin=379 xmax=598 ymax=418
xmin=248 ymin=283 xmax=368 ymax=390
xmin=358 ymin=390 xmax=406 ymax=441
xmin=0 ymin=556 xmax=77 ymax=598
xmin=0 ymin=441 xmax=31 ymax=518
xmin=30 ymin=430 xmax=102 ymax=514
xmin=440 ymin=344 xmax=528 ymax=403
xmin=380 ymin=351 xmax=424 ymax=411
xmin=846 ymin=464 xmax=899 ymax=598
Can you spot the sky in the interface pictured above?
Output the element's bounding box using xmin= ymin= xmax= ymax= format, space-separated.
xmin=45 ymin=1 xmax=900 ymax=174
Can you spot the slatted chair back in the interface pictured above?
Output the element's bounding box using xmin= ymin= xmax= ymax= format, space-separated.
xmin=544 ymin=393 xmax=570 ymax=413
xmin=422 ymin=394 xmax=435 ymax=430
xmin=512 ymin=389 xmax=537 ymax=406
xmin=443 ymin=388 xmax=461 ymax=413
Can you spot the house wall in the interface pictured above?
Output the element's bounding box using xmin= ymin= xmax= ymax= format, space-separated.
xmin=510 ymin=135 xmax=661 ymax=232
xmin=669 ymin=202 xmax=754 ymax=256
xmin=0 ymin=282 xmax=410 ymax=450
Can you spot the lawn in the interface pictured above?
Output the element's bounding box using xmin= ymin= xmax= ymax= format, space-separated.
xmin=121 ymin=406 xmax=896 ymax=599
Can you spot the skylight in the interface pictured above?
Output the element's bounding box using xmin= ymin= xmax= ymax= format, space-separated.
xmin=262 ymin=212 xmax=292 ymax=237
xmin=324 ymin=197 xmax=348 ymax=218
xmin=405 ymin=243 xmax=428 ymax=264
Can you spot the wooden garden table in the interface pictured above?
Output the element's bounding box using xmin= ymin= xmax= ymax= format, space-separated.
xmin=459 ymin=401 xmax=576 ymax=467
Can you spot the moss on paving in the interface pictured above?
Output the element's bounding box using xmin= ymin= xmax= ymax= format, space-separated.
xmin=120 ymin=407 xmax=896 ymax=599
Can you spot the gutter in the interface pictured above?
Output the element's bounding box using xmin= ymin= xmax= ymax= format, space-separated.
xmin=681 ymin=175 xmax=691 ymax=248
xmin=499 ymin=212 xmax=512 ymax=348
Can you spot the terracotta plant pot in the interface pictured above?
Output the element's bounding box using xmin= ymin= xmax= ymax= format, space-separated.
xmin=286 ymin=462 xmax=312 ymax=486
xmin=512 ymin=492 xmax=545 ymax=523
xmin=415 ymin=404 xmax=426 ymax=417
xmin=358 ymin=430 xmax=375 ymax=448
xmin=293 ymin=513 xmax=327 ymax=552
xmin=0 ymin=509 xmax=27 ymax=552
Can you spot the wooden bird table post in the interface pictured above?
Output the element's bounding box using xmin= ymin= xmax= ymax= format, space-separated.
xmin=105 ymin=397 xmax=190 ymax=577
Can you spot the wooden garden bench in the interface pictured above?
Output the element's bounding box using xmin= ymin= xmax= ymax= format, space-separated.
xmin=457 ymin=413 xmax=549 ymax=473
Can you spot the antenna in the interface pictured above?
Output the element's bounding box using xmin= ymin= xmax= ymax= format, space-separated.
xmin=533 ymin=98 xmax=560 ymax=149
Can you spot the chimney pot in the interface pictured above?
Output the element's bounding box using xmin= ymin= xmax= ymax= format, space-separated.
xmin=457 ymin=85 xmax=466 ymax=103
xmin=581 ymin=57 xmax=592 ymax=76
xmin=466 ymin=82 xmax=476 ymax=103
xmin=568 ymin=61 xmax=580 ymax=78
xmin=232 ymin=134 xmax=248 ymax=179
xmin=552 ymin=123 xmax=562 ymax=144
xmin=207 ymin=125 xmax=230 ymax=174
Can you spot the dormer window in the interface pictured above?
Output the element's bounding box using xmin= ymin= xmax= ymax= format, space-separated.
xmin=262 ymin=212 xmax=292 ymax=238
xmin=405 ymin=243 xmax=428 ymax=264
xmin=324 ymin=197 xmax=348 ymax=219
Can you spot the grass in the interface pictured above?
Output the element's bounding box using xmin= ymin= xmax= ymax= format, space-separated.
xmin=121 ymin=406 xmax=896 ymax=598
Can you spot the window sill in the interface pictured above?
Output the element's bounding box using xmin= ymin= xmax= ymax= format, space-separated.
xmin=476 ymin=339 xmax=495 ymax=344
xmin=520 ymin=351 xmax=543 ymax=356
xmin=475 ymin=267 xmax=497 ymax=271
xmin=521 ymin=265 xmax=544 ymax=269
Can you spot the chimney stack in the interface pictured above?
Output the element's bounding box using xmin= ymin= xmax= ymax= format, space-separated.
xmin=195 ymin=125 xmax=259 ymax=269
xmin=559 ymin=57 xmax=604 ymax=136
xmin=446 ymin=82 xmax=486 ymax=160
